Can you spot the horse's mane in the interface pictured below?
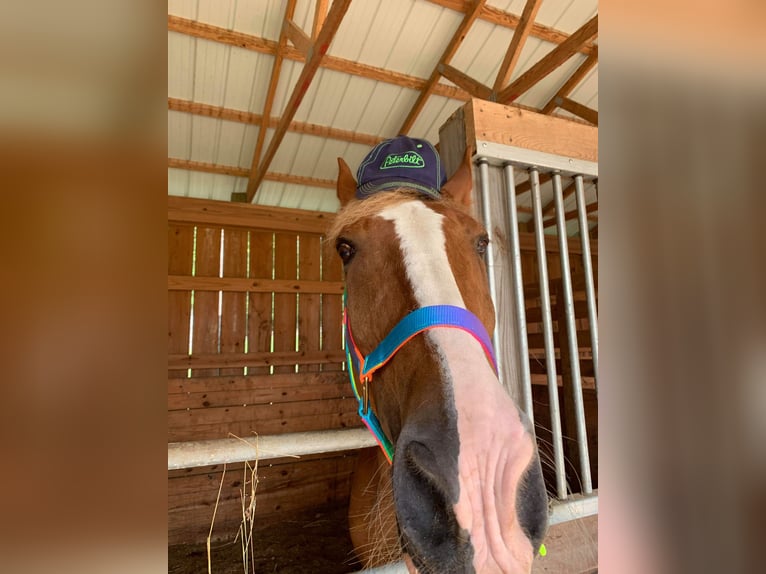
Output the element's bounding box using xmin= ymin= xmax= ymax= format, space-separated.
xmin=327 ymin=188 xmax=462 ymax=246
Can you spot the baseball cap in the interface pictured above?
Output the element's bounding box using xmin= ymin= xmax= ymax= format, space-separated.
xmin=355 ymin=136 xmax=446 ymax=200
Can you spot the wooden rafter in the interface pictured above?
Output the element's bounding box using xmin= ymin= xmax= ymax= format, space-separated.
xmin=555 ymin=96 xmax=598 ymax=125
xmin=438 ymin=64 xmax=491 ymax=100
xmin=168 ymin=158 xmax=336 ymax=190
xmin=312 ymin=0 xmax=329 ymax=40
xmin=425 ymin=0 xmax=596 ymax=56
xmin=542 ymin=201 xmax=598 ymax=229
xmin=250 ymin=0 xmax=298 ymax=180
xmin=246 ymin=0 xmax=353 ymax=201
xmin=513 ymin=172 xmax=552 ymax=196
xmin=542 ymin=46 xmax=598 ymax=114
xmin=168 ymin=98 xmax=382 ymax=146
xmin=168 ymin=16 xmax=468 ymax=102
xmin=492 ymin=0 xmax=543 ymax=91
xmin=284 ymin=17 xmax=312 ymax=57
xmin=398 ymin=0 xmax=486 ymax=135
xmin=542 ymin=180 xmax=577 ymax=217
xmin=497 ymin=15 xmax=598 ymax=103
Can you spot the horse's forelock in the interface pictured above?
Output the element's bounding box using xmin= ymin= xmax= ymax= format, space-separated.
xmin=327 ymin=188 xmax=464 ymax=247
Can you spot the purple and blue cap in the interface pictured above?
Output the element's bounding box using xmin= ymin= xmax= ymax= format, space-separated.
xmin=355 ymin=136 xmax=446 ymax=200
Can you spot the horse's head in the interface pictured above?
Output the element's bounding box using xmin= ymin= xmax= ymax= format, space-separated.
xmin=332 ymin=156 xmax=548 ymax=573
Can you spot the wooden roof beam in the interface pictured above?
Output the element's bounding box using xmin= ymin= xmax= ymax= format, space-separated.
xmin=312 ymin=0 xmax=329 ymax=40
xmin=554 ymin=96 xmax=598 ymax=125
xmin=497 ymin=15 xmax=598 ymax=103
xmin=541 ymin=201 xmax=598 ymax=229
xmin=493 ymin=0 xmax=543 ymax=91
xmin=168 ymin=158 xmax=336 ymax=189
xmin=251 ymin=0 xmax=298 ymax=179
xmin=425 ymin=0 xmax=596 ymax=56
xmin=168 ymin=98 xmax=382 ymax=147
xmin=542 ymin=46 xmax=598 ymax=114
xmin=438 ymin=63 xmax=491 ymax=100
xmin=246 ymin=0 xmax=353 ymax=202
xmin=513 ymin=172 xmax=552 ymax=196
xmin=398 ymin=0 xmax=486 ymax=135
xmin=284 ymin=17 xmax=312 ymax=57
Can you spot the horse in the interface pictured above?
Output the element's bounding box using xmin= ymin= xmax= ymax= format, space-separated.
xmin=330 ymin=154 xmax=548 ymax=573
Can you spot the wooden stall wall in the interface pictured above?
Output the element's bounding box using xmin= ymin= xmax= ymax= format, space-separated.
xmin=167 ymin=196 xmax=361 ymax=545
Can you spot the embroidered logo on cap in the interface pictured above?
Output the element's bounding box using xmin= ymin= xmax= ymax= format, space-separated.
xmin=380 ymin=151 xmax=425 ymax=169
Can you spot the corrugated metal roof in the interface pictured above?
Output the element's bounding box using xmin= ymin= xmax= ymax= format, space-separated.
xmin=168 ymin=0 xmax=598 ymax=216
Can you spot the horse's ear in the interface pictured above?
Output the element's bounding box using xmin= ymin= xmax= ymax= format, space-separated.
xmin=337 ymin=157 xmax=357 ymax=207
xmin=440 ymin=149 xmax=474 ymax=208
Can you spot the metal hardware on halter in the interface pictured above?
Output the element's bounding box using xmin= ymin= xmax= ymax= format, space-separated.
xmin=343 ymin=289 xmax=498 ymax=465
xmin=361 ymin=376 xmax=370 ymax=416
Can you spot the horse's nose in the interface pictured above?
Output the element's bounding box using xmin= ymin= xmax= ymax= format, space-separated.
xmin=392 ymin=428 xmax=474 ymax=573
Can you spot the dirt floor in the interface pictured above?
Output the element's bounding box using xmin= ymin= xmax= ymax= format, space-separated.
xmin=168 ymin=505 xmax=361 ymax=574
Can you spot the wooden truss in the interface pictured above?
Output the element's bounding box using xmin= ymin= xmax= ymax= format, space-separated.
xmin=168 ymin=0 xmax=598 ymax=202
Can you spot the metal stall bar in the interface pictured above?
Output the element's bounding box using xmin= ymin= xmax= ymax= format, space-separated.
xmin=552 ymin=173 xmax=592 ymax=493
xmin=575 ymin=174 xmax=599 ymax=389
xmin=168 ymin=428 xmax=376 ymax=470
xmin=529 ymin=168 xmax=567 ymax=500
xmin=477 ymin=157 xmax=505 ymax=391
xmin=502 ymin=163 xmax=534 ymax=423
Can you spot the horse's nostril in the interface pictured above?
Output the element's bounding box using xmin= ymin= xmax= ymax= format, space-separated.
xmin=393 ymin=440 xmax=472 ymax=572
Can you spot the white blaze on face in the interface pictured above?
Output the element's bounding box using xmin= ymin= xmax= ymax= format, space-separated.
xmin=379 ymin=200 xmax=536 ymax=573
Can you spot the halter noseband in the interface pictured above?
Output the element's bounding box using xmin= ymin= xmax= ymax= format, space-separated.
xmin=343 ymin=291 xmax=498 ymax=464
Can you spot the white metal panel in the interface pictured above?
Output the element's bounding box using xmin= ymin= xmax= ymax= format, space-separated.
xmin=167 ymin=0 xmax=197 ymax=20
xmin=167 ymin=33 xmax=196 ymax=101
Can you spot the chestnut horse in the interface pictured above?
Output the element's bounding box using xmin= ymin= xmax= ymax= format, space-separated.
xmin=330 ymin=156 xmax=548 ymax=573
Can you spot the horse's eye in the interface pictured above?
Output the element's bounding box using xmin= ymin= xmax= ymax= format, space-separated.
xmin=476 ymin=235 xmax=489 ymax=256
xmin=335 ymin=238 xmax=356 ymax=264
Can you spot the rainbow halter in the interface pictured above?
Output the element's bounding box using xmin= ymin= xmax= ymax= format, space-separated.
xmin=343 ymin=291 xmax=498 ymax=464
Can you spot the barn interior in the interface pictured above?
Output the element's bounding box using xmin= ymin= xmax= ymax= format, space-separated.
xmin=167 ymin=1 xmax=598 ymax=572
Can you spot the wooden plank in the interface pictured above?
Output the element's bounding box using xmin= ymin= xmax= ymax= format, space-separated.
xmin=247 ymin=231 xmax=273 ymax=376
xmin=284 ymin=18 xmax=312 ymax=57
xmin=167 ymin=372 xmax=347 ymax=395
xmin=512 ymin=172 xmax=552 ymax=196
xmin=399 ymin=0 xmax=486 ymax=134
xmin=219 ymin=229 xmax=248 ymax=376
xmin=424 ymin=1 xmax=597 ymax=56
xmin=311 ymin=0 xmax=328 ymax=39
xmin=492 ymin=0 xmax=543 ymax=91
xmin=169 ymin=98 xmax=383 ymax=147
xmin=168 ymin=400 xmax=361 ymax=441
xmin=272 ymin=233 xmax=298 ymax=374
xmin=168 ymin=158 xmax=336 ymax=189
xmin=466 ymin=99 xmax=598 ymax=163
xmin=191 ymin=226 xmax=221 ymax=377
xmin=247 ymin=0 xmax=353 ymax=200
xmin=438 ymin=63 xmax=492 ymax=100
xmin=555 ymin=96 xmax=599 ymax=126
xmin=542 ymin=201 xmax=598 ymax=229
xmin=168 ymin=350 xmax=349 ymax=370
xmin=497 ymin=15 xmax=598 ymax=103
xmin=168 ymin=275 xmax=344 ymax=295
xmin=167 ymin=380 xmax=349 ymax=410
xmin=168 ymin=475 xmax=354 ymax=545
xmin=168 ymin=224 xmax=194 ymax=378
xmin=251 ymin=0 xmax=298 ymax=174
xmin=168 ymin=196 xmax=334 ymax=235
xmin=298 ymin=234 xmax=322 ymax=373
xmin=168 ymin=157 xmax=247 ymax=178
xmin=542 ymin=46 xmax=598 ymax=114
xmin=321 ymin=244 xmax=344 ymax=372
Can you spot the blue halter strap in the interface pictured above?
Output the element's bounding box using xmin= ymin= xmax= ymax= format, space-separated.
xmin=343 ymin=291 xmax=498 ymax=464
